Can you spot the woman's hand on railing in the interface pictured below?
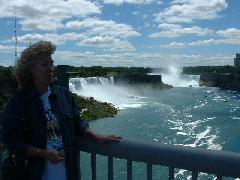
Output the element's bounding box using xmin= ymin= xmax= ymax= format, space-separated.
xmin=83 ymin=128 xmax=122 ymax=144
xmin=93 ymin=134 xmax=122 ymax=144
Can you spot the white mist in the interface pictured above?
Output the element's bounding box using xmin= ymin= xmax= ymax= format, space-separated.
xmin=151 ymin=66 xmax=200 ymax=87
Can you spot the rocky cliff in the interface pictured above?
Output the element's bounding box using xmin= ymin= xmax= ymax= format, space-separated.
xmin=200 ymin=73 xmax=240 ymax=91
xmin=114 ymin=74 xmax=173 ymax=89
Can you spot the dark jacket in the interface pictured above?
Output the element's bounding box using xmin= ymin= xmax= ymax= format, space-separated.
xmin=1 ymin=85 xmax=89 ymax=180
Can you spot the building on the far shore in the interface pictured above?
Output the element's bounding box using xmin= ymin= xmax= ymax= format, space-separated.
xmin=234 ymin=53 xmax=240 ymax=66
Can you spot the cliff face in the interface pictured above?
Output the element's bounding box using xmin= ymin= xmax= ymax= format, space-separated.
xmin=200 ymin=73 xmax=240 ymax=91
xmin=114 ymin=74 xmax=161 ymax=83
xmin=114 ymin=74 xmax=173 ymax=89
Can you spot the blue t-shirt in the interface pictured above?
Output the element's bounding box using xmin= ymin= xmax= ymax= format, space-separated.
xmin=40 ymin=88 xmax=67 ymax=180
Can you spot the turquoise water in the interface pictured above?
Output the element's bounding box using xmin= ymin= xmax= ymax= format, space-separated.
xmin=79 ymin=87 xmax=240 ymax=180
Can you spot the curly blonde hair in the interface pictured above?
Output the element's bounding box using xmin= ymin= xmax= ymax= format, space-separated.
xmin=14 ymin=41 xmax=56 ymax=89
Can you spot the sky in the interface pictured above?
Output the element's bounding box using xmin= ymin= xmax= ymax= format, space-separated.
xmin=0 ymin=0 xmax=239 ymax=67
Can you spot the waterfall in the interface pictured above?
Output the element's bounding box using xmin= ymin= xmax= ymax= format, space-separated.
xmin=69 ymin=77 xmax=114 ymax=92
xmin=69 ymin=77 xmax=145 ymax=109
xmin=150 ymin=66 xmax=200 ymax=87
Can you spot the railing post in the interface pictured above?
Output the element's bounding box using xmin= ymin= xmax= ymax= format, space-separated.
xmin=127 ymin=160 xmax=132 ymax=180
xmin=91 ymin=153 xmax=96 ymax=180
xmin=0 ymin=151 xmax=2 ymax=165
xmin=169 ymin=167 xmax=174 ymax=180
xmin=108 ymin=156 xmax=113 ymax=180
xmin=147 ymin=163 xmax=152 ymax=180
xmin=192 ymin=171 xmax=198 ymax=180
xmin=0 ymin=147 xmax=3 ymax=180
xmin=0 ymin=143 xmax=3 ymax=168
xmin=0 ymin=151 xmax=2 ymax=176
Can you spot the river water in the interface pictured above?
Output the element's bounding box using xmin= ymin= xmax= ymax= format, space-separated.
xmin=69 ymin=69 xmax=240 ymax=180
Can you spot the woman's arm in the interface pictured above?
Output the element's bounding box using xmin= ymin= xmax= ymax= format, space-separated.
xmin=83 ymin=128 xmax=122 ymax=143
xmin=70 ymin=91 xmax=121 ymax=143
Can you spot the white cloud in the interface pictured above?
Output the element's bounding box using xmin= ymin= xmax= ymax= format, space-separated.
xmin=132 ymin=11 xmax=140 ymax=15
xmin=142 ymin=14 xmax=148 ymax=19
xmin=20 ymin=18 xmax=64 ymax=31
xmin=102 ymin=0 xmax=159 ymax=5
xmin=66 ymin=18 xmax=140 ymax=38
xmin=15 ymin=17 xmax=140 ymax=51
xmin=149 ymin=26 xmax=213 ymax=38
xmin=160 ymin=42 xmax=186 ymax=48
xmin=155 ymin=0 xmax=228 ymax=24
xmin=144 ymin=0 xmax=159 ymax=4
xmin=0 ymin=0 xmax=101 ymax=31
xmin=159 ymin=28 xmax=240 ymax=47
xmin=78 ymin=36 xmax=135 ymax=51
xmin=216 ymin=28 xmax=240 ymax=39
xmin=0 ymin=44 xmax=25 ymax=66
xmin=189 ymin=38 xmax=240 ymax=46
xmin=159 ymin=38 xmax=240 ymax=49
xmin=187 ymin=28 xmax=240 ymax=46
xmin=17 ymin=33 xmax=87 ymax=45
xmin=1 ymin=42 xmax=233 ymax=67
xmin=158 ymin=23 xmax=182 ymax=29
xmin=188 ymin=39 xmax=217 ymax=46
xmin=144 ymin=22 xmax=150 ymax=28
xmin=0 ymin=44 xmax=14 ymax=52
xmin=54 ymin=50 xmax=232 ymax=67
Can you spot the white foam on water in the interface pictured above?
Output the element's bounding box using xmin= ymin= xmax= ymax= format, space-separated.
xmin=211 ymin=92 xmax=228 ymax=102
xmin=175 ymin=170 xmax=192 ymax=180
xmin=231 ymin=106 xmax=240 ymax=113
xmin=185 ymin=114 xmax=193 ymax=118
xmin=192 ymin=99 xmax=208 ymax=109
xmin=185 ymin=120 xmax=203 ymax=131
xmin=206 ymin=135 xmax=222 ymax=150
xmin=206 ymin=117 xmax=215 ymax=120
xmin=117 ymin=103 xmax=144 ymax=110
xmin=232 ymin=116 xmax=240 ymax=120
xmin=193 ymin=102 xmax=207 ymax=108
xmin=176 ymin=132 xmax=187 ymax=135
xmin=195 ymin=126 xmax=211 ymax=141
xmin=171 ymin=117 xmax=222 ymax=150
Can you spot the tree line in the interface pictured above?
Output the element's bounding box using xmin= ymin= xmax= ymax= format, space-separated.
xmin=183 ymin=65 xmax=240 ymax=75
xmin=64 ymin=65 xmax=150 ymax=78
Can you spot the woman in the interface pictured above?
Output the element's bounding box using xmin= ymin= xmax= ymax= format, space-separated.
xmin=1 ymin=41 xmax=121 ymax=180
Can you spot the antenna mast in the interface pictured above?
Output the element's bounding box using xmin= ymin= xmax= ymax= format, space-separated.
xmin=14 ymin=16 xmax=18 ymax=61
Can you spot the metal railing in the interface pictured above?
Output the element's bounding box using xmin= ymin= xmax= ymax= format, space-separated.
xmin=78 ymin=138 xmax=240 ymax=180
xmin=1 ymin=138 xmax=240 ymax=179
